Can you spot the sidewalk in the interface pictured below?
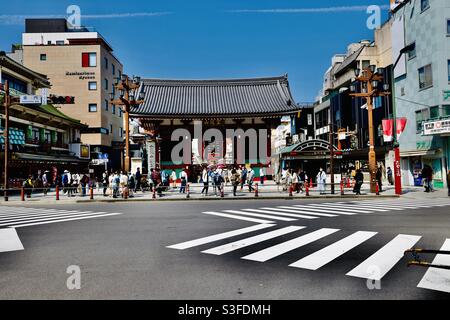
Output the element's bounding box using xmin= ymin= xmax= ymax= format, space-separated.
xmin=1 ymin=181 xmax=448 ymax=205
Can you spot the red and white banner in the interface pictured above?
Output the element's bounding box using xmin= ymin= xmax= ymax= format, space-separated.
xmin=382 ymin=118 xmax=407 ymax=142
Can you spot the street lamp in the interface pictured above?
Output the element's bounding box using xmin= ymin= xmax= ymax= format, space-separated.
xmin=350 ymin=67 xmax=390 ymax=193
xmin=110 ymin=74 xmax=145 ymax=173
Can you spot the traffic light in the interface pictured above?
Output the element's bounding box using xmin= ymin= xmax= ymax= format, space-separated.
xmin=48 ymin=95 xmax=75 ymax=104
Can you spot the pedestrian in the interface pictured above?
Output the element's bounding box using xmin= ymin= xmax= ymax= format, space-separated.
xmin=23 ymin=175 xmax=33 ymax=198
xmin=376 ymin=167 xmax=383 ymax=192
xmin=102 ymin=171 xmax=109 ymax=197
xmin=291 ymin=169 xmax=299 ymax=193
xmin=240 ymin=166 xmax=247 ymax=190
xmin=447 ymin=170 xmax=450 ymax=197
xmin=128 ymin=173 xmax=135 ymax=198
xmin=113 ymin=172 xmax=120 ymax=198
xmin=120 ymin=171 xmax=129 ymax=198
xmin=260 ymin=167 xmax=265 ymax=185
xmin=316 ymin=168 xmax=327 ymax=195
xmin=135 ymin=167 xmax=142 ymax=192
xmin=155 ymin=168 xmax=163 ymax=196
xmin=171 ymin=169 xmax=177 ymax=189
xmin=72 ymin=173 xmax=79 ymax=194
xmin=62 ymin=170 xmax=73 ymax=197
xmin=179 ymin=169 xmax=188 ymax=193
xmin=247 ymin=166 xmax=255 ymax=192
xmin=387 ymin=167 xmax=394 ymax=186
xmin=201 ymin=167 xmax=209 ymax=196
xmin=353 ymin=169 xmax=364 ymax=195
xmin=422 ymin=165 xmax=434 ymax=193
xmin=231 ymin=168 xmax=240 ymax=196
xmin=80 ymin=173 xmax=89 ymax=196
xmin=298 ymin=169 xmax=306 ymax=193
xmin=42 ymin=170 xmax=49 ymax=195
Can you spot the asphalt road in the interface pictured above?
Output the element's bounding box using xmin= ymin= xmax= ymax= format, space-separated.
xmin=0 ymin=198 xmax=449 ymax=300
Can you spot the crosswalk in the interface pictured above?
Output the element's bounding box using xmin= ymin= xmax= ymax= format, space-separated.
xmin=200 ymin=199 xmax=450 ymax=223
xmin=0 ymin=206 xmax=122 ymax=229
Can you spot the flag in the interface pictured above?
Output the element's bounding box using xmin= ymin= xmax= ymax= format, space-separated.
xmin=382 ymin=119 xmax=394 ymax=142
xmin=396 ymin=118 xmax=407 ymax=138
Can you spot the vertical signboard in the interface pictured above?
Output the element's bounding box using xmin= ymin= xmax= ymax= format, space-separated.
xmin=147 ymin=141 xmax=156 ymax=172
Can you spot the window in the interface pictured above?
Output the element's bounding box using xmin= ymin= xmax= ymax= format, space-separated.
xmin=88 ymin=104 xmax=97 ymax=112
xmin=56 ymin=40 xmax=64 ymax=45
xmin=447 ymin=19 xmax=450 ymax=35
xmin=416 ymin=108 xmax=430 ymax=132
xmin=421 ymin=0 xmax=429 ymax=12
xmin=82 ymin=52 xmax=96 ymax=67
xmin=104 ymin=57 xmax=108 ymax=69
xmin=448 ymin=60 xmax=450 ymax=82
xmin=104 ymin=99 xmax=109 ymax=111
xmin=443 ymin=105 xmax=450 ymax=117
xmin=110 ymin=124 xmax=113 ymax=135
xmin=418 ymin=64 xmax=433 ymax=89
xmin=119 ymin=127 xmax=123 ymax=138
xmin=112 ymin=64 xmax=115 ymax=75
xmin=430 ymin=106 xmax=440 ymax=119
xmin=103 ymin=78 xmax=108 ymax=90
xmin=88 ymin=81 xmax=97 ymax=90
xmin=40 ymin=54 xmax=47 ymax=61
xmin=407 ymin=42 xmax=416 ymax=59
xmin=362 ymin=60 xmax=371 ymax=70
xmin=112 ymin=104 xmax=116 ymax=115
xmin=119 ymin=108 xmax=122 ymax=118
xmin=112 ymin=84 xmax=115 ymax=95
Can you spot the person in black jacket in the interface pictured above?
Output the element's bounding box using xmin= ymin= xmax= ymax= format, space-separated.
xmin=376 ymin=167 xmax=383 ymax=192
xmin=353 ymin=169 xmax=364 ymax=195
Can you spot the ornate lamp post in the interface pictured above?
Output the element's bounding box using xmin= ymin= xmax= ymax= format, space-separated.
xmin=110 ymin=75 xmax=145 ymax=173
xmin=350 ymin=66 xmax=390 ymax=193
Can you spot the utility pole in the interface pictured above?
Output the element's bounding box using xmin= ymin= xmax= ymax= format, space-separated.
xmin=350 ymin=66 xmax=390 ymax=193
xmin=110 ymin=75 xmax=144 ymax=173
xmin=2 ymin=81 xmax=9 ymax=201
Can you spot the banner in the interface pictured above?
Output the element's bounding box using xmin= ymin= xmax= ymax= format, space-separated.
xmin=396 ymin=118 xmax=407 ymax=138
xmin=382 ymin=118 xmax=407 ymax=142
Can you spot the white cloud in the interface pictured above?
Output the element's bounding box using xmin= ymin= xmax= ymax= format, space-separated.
xmin=0 ymin=12 xmax=172 ymax=25
xmin=228 ymin=5 xmax=390 ymax=14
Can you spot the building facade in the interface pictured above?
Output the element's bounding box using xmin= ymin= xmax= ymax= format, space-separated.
xmin=392 ymin=0 xmax=450 ymax=188
xmin=16 ymin=19 xmax=125 ymax=171
xmin=1 ymin=51 xmax=88 ymax=186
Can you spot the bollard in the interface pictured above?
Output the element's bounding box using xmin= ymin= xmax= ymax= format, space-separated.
xmin=124 ymin=187 xmax=128 ymax=200
xmin=305 ymin=182 xmax=310 ymax=197
xmin=346 ymin=178 xmax=351 ymax=188
xmin=289 ymin=184 xmax=293 ymax=197
xmin=376 ymin=182 xmax=380 ymax=196
xmin=309 ymin=179 xmax=313 ymax=189
xmin=186 ymin=184 xmax=190 ymax=199
xmin=90 ymin=186 xmax=94 ymax=200
xmin=255 ymin=183 xmax=259 ymax=197
xmin=340 ymin=180 xmax=345 ymax=196
xmin=56 ymin=185 xmax=60 ymax=201
xmin=152 ymin=188 xmax=156 ymax=199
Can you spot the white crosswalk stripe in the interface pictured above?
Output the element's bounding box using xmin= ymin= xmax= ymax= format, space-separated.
xmin=240 ymin=208 xmax=318 ymax=220
xmin=417 ymin=239 xmax=450 ymax=293
xmin=0 ymin=228 xmax=24 ymax=253
xmin=0 ymin=206 xmax=122 ymax=228
xmin=267 ymin=207 xmax=337 ymax=217
xmin=202 ymin=226 xmax=305 ymax=255
xmin=346 ymin=234 xmax=422 ymax=281
xmin=223 ymin=210 xmax=298 ymax=222
xmin=203 ymin=211 xmax=273 ymax=224
xmin=241 ymin=228 xmax=340 ymax=262
xmin=289 ymin=231 xmax=378 ymax=270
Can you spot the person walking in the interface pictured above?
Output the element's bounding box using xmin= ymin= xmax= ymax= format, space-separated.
xmin=298 ymin=169 xmax=306 ymax=193
xmin=201 ymin=167 xmax=209 ymax=196
xmin=316 ymin=168 xmax=327 ymax=195
xmin=171 ymin=169 xmax=177 ymax=190
xmin=102 ymin=171 xmax=109 ymax=197
xmin=387 ymin=167 xmax=394 ymax=186
xmin=260 ymin=167 xmax=265 ymax=185
xmin=240 ymin=166 xmax=247 ymax=191
xmin=120 ymin=171 xmax=129 ymax=198
xmin=247 ymin=166 xmax=255 ymax=192
xmin=42 ymin=171 xmax=49 ymax=195
xmin=376 ymin=167 xmax=383 ymax=193
xmin=179 ymin=169 xmax=188 ymax=194
xmin=422 ymin=165 xmax=433 ymax=193
xmin=23 ymin=175 xmax=33 ymax=198
xmin=291 ymin=169 xmax=299 ymax=193
xmin=135 ymin=168 xmax=142 ymax=193
xmin=353 ymin=169 xmax=364 ymax=195
xmin=80 ymin=173 xmax=89 ymax=197
xmin=128 ymin=173 xmax=135 ymax=198
xmin=230 ymin=168 xmax=240 ymax=196
xmin=112 ymin=172 xmax=120 ymax=198
xmin=213 ymin=170 xmax=225 ymax=196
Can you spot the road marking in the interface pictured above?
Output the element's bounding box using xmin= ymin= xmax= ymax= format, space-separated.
xmin=330 ymin=204 xmax=389 ymax=212
xmin=202 ymin=212 xmax=273 ymax=224
xmin=0 ymin=209 xmax=82 ymax=217
xmin=292 ymin=205 xmax=359 ymax=215
xmin=223 ymin=210 xmax=298 ymax=222
xmin=0 ymin=228 xmax=24 ymax=253
xmin=241 ymin=208 xmax=318 ymax=220
xmin=2 ymin=212 xmax=113 ymax=228
xmin=289 ymin=231 xmax=378 ymax=270
xmin=11 ymin=213 xmax=122 ymax=228
xmin=304 ymin=204 xmax=373 ymax=214
xmin=0 ymin=211 xmax=97 ymax=224
xmin=417 ymin=239 xmax=450 ymax=293
xmin=346 ymin=234 xmax=422 ymax=280
xmin=241 ymin=228 xmax=340 ymax=262
xmin=202 ymin=226 xmax=305 ymax=255
xmin=268 ymin=207 xmax=337 ymax=217
xmin=341 ymin=203 xmax=406 ymax=211
xmin=167 ymin=224 xmax=275 ymax=250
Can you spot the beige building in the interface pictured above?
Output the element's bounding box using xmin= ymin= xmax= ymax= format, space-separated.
xmin=15 ymin=19 xmax=125 ymax=171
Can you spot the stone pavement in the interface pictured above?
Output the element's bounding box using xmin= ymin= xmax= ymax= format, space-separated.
xmin=0 ymin=181 xmax=448 ymax=204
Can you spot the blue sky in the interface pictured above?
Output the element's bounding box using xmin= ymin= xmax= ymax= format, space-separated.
xmin=0 ymin=0 xmax=389 ymax=102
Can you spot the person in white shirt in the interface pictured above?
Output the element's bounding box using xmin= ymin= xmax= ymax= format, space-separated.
xmin=120 ymin=171 xmax=128 ymax=197
xmin=171 ymin=170 xmax=177 ymax=189
xmin=179 ymin=169 xmax=188 ymax=193
xmin=291 ymin=170 xmax=299 ymax=193
xmin=247 ymin=167 xmax=255 ymax=192
xmin=260 ymin=167 xmax=266 ymax=185
xmin=316 ymin=168 xmax=327 ymax=195
xmin=201 ymin=167 xmax=209 ymax=195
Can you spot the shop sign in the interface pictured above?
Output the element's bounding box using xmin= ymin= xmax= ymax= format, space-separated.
xmin=423 ymin=119 xmax=450 ymax=135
